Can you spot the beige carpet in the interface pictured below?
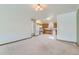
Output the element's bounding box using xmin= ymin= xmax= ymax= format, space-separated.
xmin=0 ymin=34 xmax=79 ymax=55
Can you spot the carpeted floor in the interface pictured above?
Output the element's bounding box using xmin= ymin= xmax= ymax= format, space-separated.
xmin=0 ymin=34 xmax=79 ymax=55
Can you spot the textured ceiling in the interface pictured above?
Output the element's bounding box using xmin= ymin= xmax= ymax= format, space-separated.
xmin=29 ymin=4 xmax=79 ymax=15
xmin=46 ymin=4 xmax=79 ymax=14
xmin=0 ymin=4 xmax=78 ymax=21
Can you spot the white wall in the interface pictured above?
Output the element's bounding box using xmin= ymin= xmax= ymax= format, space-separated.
xmin=57 ymin=11 xmax=77 ymax=42
xmin=0 ymin=5 xmax=34 ymax=44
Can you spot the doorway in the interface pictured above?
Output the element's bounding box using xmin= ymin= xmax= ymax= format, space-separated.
xmin=36 ymin=20 xmax=57 ymax=39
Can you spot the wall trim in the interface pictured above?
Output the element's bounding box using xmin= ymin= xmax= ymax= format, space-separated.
xmin=57 ymin=39 xmax=77 ymax=44
xmin=57 ymin=39 xmax=79 ymax=47
xmin=0 ymin=34 xmax=40 ymax=46
xmin=0 ymin=36 xmax=32 ymax=46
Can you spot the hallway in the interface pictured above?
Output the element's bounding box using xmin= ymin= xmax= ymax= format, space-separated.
xmin=0 ymin=35 xmax=79 ymax=55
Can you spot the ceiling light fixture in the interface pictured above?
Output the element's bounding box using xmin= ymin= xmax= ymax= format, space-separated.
xmin=32 ymin=4 xmax=47 ymax=11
